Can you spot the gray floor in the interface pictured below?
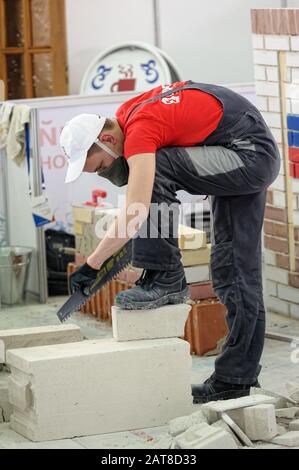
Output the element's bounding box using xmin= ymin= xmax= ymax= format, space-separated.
xmin=0 ymin=296 xmax=299 ymax=449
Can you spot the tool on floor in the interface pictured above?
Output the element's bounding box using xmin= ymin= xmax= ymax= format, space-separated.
xmin=56 ymin=240 xmax=132 ymax=323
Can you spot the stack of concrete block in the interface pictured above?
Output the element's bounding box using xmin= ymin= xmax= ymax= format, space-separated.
xmin=73 ymin=205 xmax=118 ymax=257
xmin=178 ymin=224 xmax=211 ymax=284
xmin=0 ymin=325 xmax=83 ymax=423
xmin=7 ymin=304 xmax=193 ymax=441
xmin=251 ymin=8 xmax=299 ymax=320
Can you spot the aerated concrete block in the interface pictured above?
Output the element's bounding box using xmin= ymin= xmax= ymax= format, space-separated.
xmin=202 ymin=395 xmax=277 ymax=423
xmin=0 ymin=371 xmax=12 ymax=422
xmin=174 ymin=422 xmax=238 ymax=449
xmin=275 ymin=407 xmax=299 ymax=419
xmin=243 ymin=404 xmax=277 ymax=441
xmin=271 ymin=431 xmax=299 ymax=447
xmin=0 ymin=325 xmax=83 ymax=363
xmin=112 ymin=304 xmax=191 ymax=341
xmin=169 ymin=409 xmax=208 ymax=437
xmin=7 ymin=338 xmax=192 ymax=441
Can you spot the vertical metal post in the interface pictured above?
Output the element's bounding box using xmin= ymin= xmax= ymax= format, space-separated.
xmin=30 ymin=108 xmax=48 ymax=303
xmin=152 ymin=0 xmax=161 ymax=49
xmin=0 ymin=148 xmax=9 ymax=245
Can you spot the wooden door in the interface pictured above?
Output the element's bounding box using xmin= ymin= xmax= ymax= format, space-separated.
xmin=0 ymin=0 xmax=68 ymax=100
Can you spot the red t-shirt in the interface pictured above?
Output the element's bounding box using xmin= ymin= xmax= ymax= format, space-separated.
xmin=116 ymin=81 xmax=223 ymax=160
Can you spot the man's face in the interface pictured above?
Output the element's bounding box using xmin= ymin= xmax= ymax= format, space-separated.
xmin=83 ymin=147 xmax=114 ymax=174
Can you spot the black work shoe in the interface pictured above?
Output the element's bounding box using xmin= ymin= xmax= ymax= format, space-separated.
xmin=115 ymin=265 xmax=189 ymax=310
xmin=192 ymin=374 xmax=261 ymax=404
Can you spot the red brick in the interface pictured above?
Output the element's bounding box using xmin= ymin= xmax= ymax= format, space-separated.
xmin=183 ymin=300 xmax=228 ymax=356
xmin=189 ymin=283 xmax=216 ymax=301
xmin=265 ymin=206 xmax=287 ymax=223
xmin=289 ymin=273 xmax=299 ymax=289
xmin=264 ymin=221 xmax=288 ymax=238
xmin=289 ymin=148 xmax=299 ymax=163
xmin=276 ymin=254 xmax=290 ymax=270
xmin=266 ymin=190 xmax=273 ymax=205
xmin=264 ymin=236 xmax=289 ymax=254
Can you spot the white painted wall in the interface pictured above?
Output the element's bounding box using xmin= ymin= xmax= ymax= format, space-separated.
xmin=65 ymin=0 xmax=283 ymax=94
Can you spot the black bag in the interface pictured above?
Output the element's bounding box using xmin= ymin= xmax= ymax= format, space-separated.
xmin=45 ymin=229 xmax=75 ymax=295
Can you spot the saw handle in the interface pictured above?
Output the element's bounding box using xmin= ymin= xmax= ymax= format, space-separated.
xmin=69 ymin=263 xmax=99 ymax=294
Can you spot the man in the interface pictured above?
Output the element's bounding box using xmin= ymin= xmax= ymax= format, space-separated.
xmin=60 ymin=80 xmax=280 ymax=403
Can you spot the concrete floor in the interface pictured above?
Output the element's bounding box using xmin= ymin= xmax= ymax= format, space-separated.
xmin=0 ymin=296 xmax=299 ymax=449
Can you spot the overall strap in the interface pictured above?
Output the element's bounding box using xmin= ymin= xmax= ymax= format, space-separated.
xmin=126 ymin=81 xmax=199 ymax=121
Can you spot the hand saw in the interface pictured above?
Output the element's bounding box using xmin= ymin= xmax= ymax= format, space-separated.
xmin=56 ymin=240 xmax=132 ymax=323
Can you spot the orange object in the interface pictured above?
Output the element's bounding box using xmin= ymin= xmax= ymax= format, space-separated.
xmin=183 ymin=300 xmax=228 ymax=356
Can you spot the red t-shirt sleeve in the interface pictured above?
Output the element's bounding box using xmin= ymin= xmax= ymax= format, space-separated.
xmin=123 ymin=118 xmax=163 ymax=159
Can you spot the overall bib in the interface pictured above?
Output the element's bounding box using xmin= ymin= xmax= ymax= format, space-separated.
xmin=129 ymin=81 xmax=281 ymax=385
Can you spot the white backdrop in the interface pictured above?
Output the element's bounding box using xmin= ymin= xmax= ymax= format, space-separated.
xmin=65 ymin=0 xmax=287 ymax=95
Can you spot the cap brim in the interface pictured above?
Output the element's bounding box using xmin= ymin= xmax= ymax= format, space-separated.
xmin=65 ymin=151 xmax=87 ymax=183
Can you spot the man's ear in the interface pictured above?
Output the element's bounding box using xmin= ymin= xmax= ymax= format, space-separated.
xmin=100 ymin=133 xmax=116 ymax=145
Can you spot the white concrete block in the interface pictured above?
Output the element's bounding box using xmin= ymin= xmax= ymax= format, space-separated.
xmin=265 ymin=35 xmax=290 ymax=51
xmin=174 ymin=422 xmax=238 ymax=449
xmin=261 ymin=111 xmax=281 ymax=128
xmin=278 ymin=284 xmax=299 ymax=304
xmin=169 ymin=409 xmax=208 ymax=437
xmin=291 ymin=36 xmax=299 ymax=51
xmin=287 ymin=52 xmax=299 ymax=67
xmin=266 ymin=296 xmax=289 ymax=317
xmin=220 ymin=412 xmax=253 ymax=447
xmin=112 ymin=304 xmax=190 ymax=341
xmin=290 ymin=303 xmax=299 ymax=321
xmin=211 ymin=419 xmax=241 ymax=446
xmin=242 ymin=404 xmax=277 ymax=441
xmin=273 ymin=190 xmax=286 ymax=208
xmin=291 ymin=67 xmax=299 ymax=83
xmin=253 ymin=50 xmax=278 ymax=66
xmin=7 ymin=338 xmax=193 ymax=441
xmin=250 ymin=387 xmax=293 ymax=409
xmin=254 ymin=65 xmax=266 ymax=81
xmin=184 ymin=265 xmax=210 ymax=284
xmin=268 ymin=97 xmax=281 ymax=113
xmin=265 ymin=280 xmax=277 ymax=297
xmin=293 ymin=210 xmax=299 ymax=226
xmin=265 ymin=266 xmax=288 ymax=285
xmin=0 ymin=372 xmax=12 ymax=422
xmin=252 ymin=34 xmax=264 ymax=50
xmin=256 ymin=96 xmax=268 ymax=112
xmin=201 ymin=395 xmax=277 ymax=420
xmin=271 ymin=431 xmax=299 ymax=447
xmin=269 ymin=174 xmax=285 ymax=191
xmin=269 ymin=127 xmax=283 ymax=144
xmin=264 ymin=251 xmax=276 ymax=266
xmin=0 ymin=325 xmax=83 ymax=363
xmin=292 ymin=178 xmax=299 ymax=193
xmin=291 ymin=99 xmax=299 ymax=115
xmin=289 ymin=419 xmax=299 ymax=431
xmin=255 ymin=81 xmax=279 ymax=97
xmin=275 ymin=407 xmax=299 ymax=419
xmin=285 ymin=382 xmax=299 ymax=402
xmin=286 ymin=83 xmax=299 ymax=100
xmin=266 ymin=66 xmax=279 ymax=82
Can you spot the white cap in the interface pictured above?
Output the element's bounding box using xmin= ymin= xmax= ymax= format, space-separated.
xmin=60 ymin=114 xmax=106 ymax=183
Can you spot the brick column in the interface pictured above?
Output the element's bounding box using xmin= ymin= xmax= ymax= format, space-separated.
xmin=251 ymin=8 xmax=299 ymax=320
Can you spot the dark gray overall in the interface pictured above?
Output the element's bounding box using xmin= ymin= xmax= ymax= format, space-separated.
xmin=129 ymin=81 xmax=281 ymax=385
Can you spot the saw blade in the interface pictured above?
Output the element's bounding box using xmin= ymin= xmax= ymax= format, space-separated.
xmin=57 ymin=240 xmax=133 ymax=323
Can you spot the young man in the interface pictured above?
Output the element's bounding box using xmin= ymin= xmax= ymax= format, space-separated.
xmin=60 ymin=80 xmax=280 ymax=403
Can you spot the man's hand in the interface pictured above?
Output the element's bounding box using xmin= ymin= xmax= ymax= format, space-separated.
xmin=69 ymin=263 xmax=99 ymax=293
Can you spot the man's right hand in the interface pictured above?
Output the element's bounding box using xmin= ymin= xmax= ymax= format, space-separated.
xmin=69 ymin=263 xmax=99 ymax=294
